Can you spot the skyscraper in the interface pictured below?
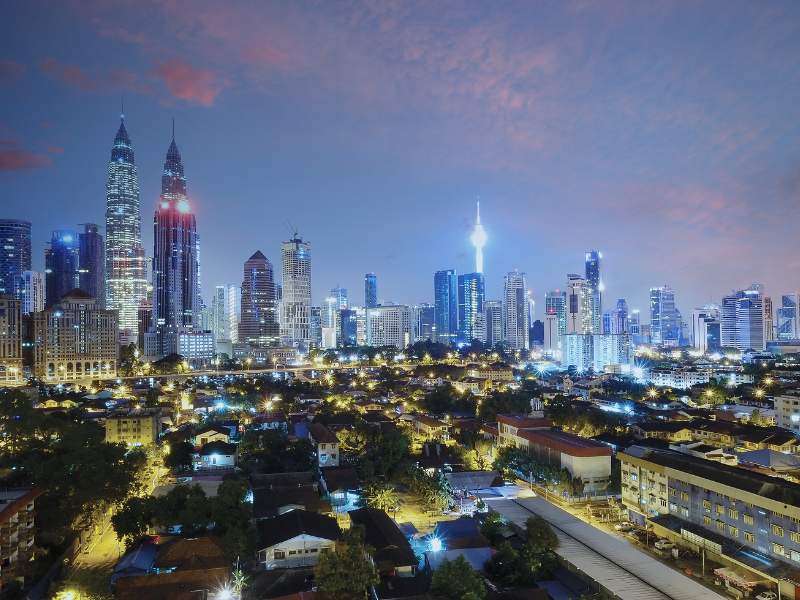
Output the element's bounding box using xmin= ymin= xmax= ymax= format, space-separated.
xmin=457 ymin=272 xmax=485 ymax=343
xmin=0 ymin=220 xmax=31 ymax=300
xmin=545 ymin=290 xmax=567 ymax=337
xmin=145 ymin=129 xmax=200 ymax=359
xmin=79 ymin=223 xmax=105 ymax=307
xmin=18 ymin=271 xmax=44 ymax=315
xmin=608 ymin=298 xmax=629 ymax=334
xmin=45 ymin=230 xmax=79 ymax=308
xmin=366 ymin=304 xmax=413 ymax=348
xmin=331 ymin=286 xmax=348 ymax=310
xmin=364 ymin=273 xmax=378 ymax=309
xmin=483 ymin=300 xmax=503 ymax=348
xmin=503 ymin=270 xmax=529 ymax=351
xmin=413 ymin=303 xmax=435 ymax=342
xmin=566 ymin=274 xmax=592 ymax=334
xmin=585 ymin=250 xmax=602 ymax=334
xmin=649 ymin=286 xmax=680 ymax=347
xmin=239 ymin=251 xmax=279 ymax=347
xmin=280 ymin=234 xmax=312 ymax=350
xmin=721 ymin=286 xmax=765 ymax=352
xmin=777 ymin=294 xmax=800 ymax=340
xmin=691 ymin=305 xmax=720 ymax=353
xmin=434 ymin=269 xmax=458 ymax=344
xmin=105 ymin=115 xmax=147 ymax=344
xmin=469 ymin=201 xmax=487 ymax=274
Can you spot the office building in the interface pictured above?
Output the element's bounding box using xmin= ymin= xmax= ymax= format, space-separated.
xmin=366 ymin=304 xmax=413 ymax=348
xmin=483 ymin=300 xmax=503 ymax=347
xmin=503 ymin=271 xmax=529 ymax=351
xmin=585 ymin=250 xmax=602 ymax=334
xmin=309 ymin=306 xmax=322 ymax=348
xmin=0 ymin=296 xmax=23 ymax=385
xmin=281 ymin=234 xmax=312 ymax=350
xmin=606 ymin=298 xmax=628 ymax=334
xmin=777 ymin=294 xmax=800 ymax=341
xmin=530 ymin=320 xmax=544 ymax=346
xmin=78 ymin=223 xmax=104 ymax=307
xmin=649 ymin=285 xmax=680 ymax=347
xmin=105 ymin=115 xmax=148 ymax=345
xmin=566 ymin=274 xmax=592 ymax=335
xmin=145 ymin=130 xmax=200 ymax=359
xmin=137 ymin=300 xmax=152 ymax=351
xmin=364 ymin=273 xmax=378 ymax=308
xmin=413 ymin=303 xmax=435 ymax=342
xmin=44 ymin=230 xmax=79 ymax=308
xmin=434 ymin=269 xmax=458 ymax=344
xmin=18 ymin=271 xmax=44 ymax=315
xmin=691 ymin=305 xmax=720 ymax=353
xmin=177 ymin=330 xmax=214 ymax=367
xmin=764 ymin=296 xmax=775 ymax=344
xmin=31 ymin=289 xmax=118 ymax=382
xmin=543 ymin=313 xmax=560 ymax=357
xmin=340 ymin=308 xmax=357 ymax=346
xmin=457 ymin=272 xmax=485 ymax=343
xmin=0 ymin=220 xmax=31 ymax=300
xmin=238 ymin=251 xmax=278 ymax=348
xmin=721 ymin=286 xmax=765 ymax=352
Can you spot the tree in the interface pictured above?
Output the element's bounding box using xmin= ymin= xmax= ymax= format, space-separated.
xmin=479 ymin=512 xmax=505 ymax=545
xmin=362 ymin=482 xmax=398 ymax=512
xmin=111 ymin=496 xmax=157 ymax=545
xmin=484 ymin=541 xmax=519 ymax=584
xmin=314 ymin=526 xmax=379 ymax=600
xmin=164 ymin=441 xmax=194 ymax=473
xmin=430 ymin=555 xmax=486 ymax=600
xmin=524 ymin=516 xmax=558 ymax=554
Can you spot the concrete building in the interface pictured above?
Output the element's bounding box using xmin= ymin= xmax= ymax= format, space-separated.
xmin=775 ymin=392 xmax=800 ymax=433
xmin=721 ymin=286 xmax=765 ymax=351
xmin=105 ymin=408 xmax=160 ymax=446
xmin=503 ymin=270 xmax=529 ymax=351
xmin=18 ymin=271 xmax=44 ymax=316
xmin=649 ymin=285 xmax=680 ymax=347
xmin=647 ymin=367 xmax=753 ymax=390
xmin=0 ymin=488 xmax=40 ymax=592
xmin=280 ymin=234 xmax=312 ymax=350
xmin=0 ymin=296 xmax=23 ymax=385
xmin=365 ymin=304 xmax=412 ymax=348
xmin=692 ymin=305 xmax=720 ymax=353
xmin=483 ymin=300 xmax=503 ymax=347
xmin=31 ymin=290 xmax=118 ymax=383
xmin=255 ymin=509 xmax=340 ymax=570
xmin=592 ymin=333 xmax=632 ymax=372
xmin=308 ymin=424 xmax=339 ymax=467
xmin=563 ymin=333 xmax=593 ymax=373
xmin=176 ymin=330 xmax=214 ymax=367
xmin=239 ymin=250 xmax=278 ymax=348
xmin=413 ymin=303 xmax=435 ymax=342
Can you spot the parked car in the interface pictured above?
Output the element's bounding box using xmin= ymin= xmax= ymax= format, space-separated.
xmin=654 ymin=539 xmax=675 ymax=550
xmin=614 ymin=521 xmax=634 ymax=532
xmin=755 ymin=592 xmax=777 ymax=600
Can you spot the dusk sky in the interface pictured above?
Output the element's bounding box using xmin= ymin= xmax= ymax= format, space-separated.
xmin=2 ymin=1 xmax=800 ymax=316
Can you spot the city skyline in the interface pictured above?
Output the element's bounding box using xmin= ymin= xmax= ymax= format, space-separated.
xmin=3 ymin=2 xmax=800 ymax=314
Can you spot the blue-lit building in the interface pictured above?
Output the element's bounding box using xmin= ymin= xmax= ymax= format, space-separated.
xmin=0 ymin=219 xmax=31 ymax=300
xmin=364 ymin=273 xmax=377 ymax=309
xmin=414 ymin=303 xmax=435 ymax=342
xmin=79 ymin=223 xmax=105 ymax=308
xmin=45 ymin=229 xmax=80 ymax=308
xmin=585 ymin=250 xmax=602 ymax=334
xmin=434 ymin=270 xmax=458 ymax=345
xmin=457 ymin=272 xmax=484 ymax=343
xmin=340 ymin=308 xmax=358 ymax=346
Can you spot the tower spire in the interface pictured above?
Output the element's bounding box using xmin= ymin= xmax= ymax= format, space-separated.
xmin=469 ymin=199 xmax=487 ymax=274
xmin=171 ymin=117 xmax=175 ymax=140
xmin=120 ymin=97 xmax=124 ymax=121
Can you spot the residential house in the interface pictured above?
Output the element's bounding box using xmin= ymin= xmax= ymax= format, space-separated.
xmin=0 ymin=489 xmax=40 ymax=592
xmin=348 ymin=507 xmax=417 ymax=577
xmin=308 ymin=423 xmax=340 ymax=467
xmin=255 ymin=509 xmax=341 ymax=570
xmin=192 ymin=441 xmax=236 ymax=471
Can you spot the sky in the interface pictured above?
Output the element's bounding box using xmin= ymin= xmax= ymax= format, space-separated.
xmin=2 ymin=0 xmax=800 ymax=317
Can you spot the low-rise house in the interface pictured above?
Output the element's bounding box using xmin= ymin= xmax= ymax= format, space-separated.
xmin=308 ymin=423 xmax=340 ymax=467
xmin=0 ymin=489 xmax=40 ymax=592
xmin=349 ymin=507 xmax=417 ymax=577
xmin=452 ymin=377 xmax=486 ymax=396
xmin=738 ymin=428 xmax=800 ymax=454
xmin=255 ymin=509 xmax=341 ymax=570
xmin=412 ymin=415 xmax=450 ymax=441
xmin=496 ymin=414 xmax=551 ymax=447
xmin=192 ymin=441 xmax=236 ymax=471
xmin=252 ymin=486 xmax=328 ymax=519
xmin=192 ymin=424 xmax=230 ymax=446
xmin=630 ymin=421 xmax=693 ymax=442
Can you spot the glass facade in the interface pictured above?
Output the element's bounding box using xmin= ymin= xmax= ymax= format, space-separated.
xmin=457 ymin=272 xmax=485 ymax=343
xmin=0 ymin=220 xmax=31 ymax=300
xmin=364 ymin=273 xmax=377 ymax=308
xmin=434 ymin=269 xmax=458 ymax=344
xmin=44 ymin=229 xmax=79 ymax=308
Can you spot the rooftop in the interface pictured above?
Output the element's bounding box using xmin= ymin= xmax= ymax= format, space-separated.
xmin=517 ymin=429 xmax=612 ymax=457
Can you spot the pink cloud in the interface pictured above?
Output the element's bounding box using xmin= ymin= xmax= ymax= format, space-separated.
xmin=40 ymin=57 xmax=97 ymax=91
xmin=0 ymin=140 xmax=51 ymax=171
xmin=154 ymin=59 xmax=227 ymax=106
xmin=0 ymin=60 xmax=25 ymax=83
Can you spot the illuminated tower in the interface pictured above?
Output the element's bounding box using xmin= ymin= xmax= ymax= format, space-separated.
xmin=145 ymin=126 xmax=200 ymax=358
xmin=585 ymin=250 xmax=602 ymax=334
xmin=105 ymin=113 xmax=147 ymax=344
xmin=470 ymin=201 xmax=487 ymax=274
xmin=280 ymin=233 xmax=312 ymax=350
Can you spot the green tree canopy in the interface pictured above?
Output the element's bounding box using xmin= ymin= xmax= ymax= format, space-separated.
xmin=430 ymin=555 xmax=486 ymax=600
xmin=314 ymin=526 xmax=379 ymax=600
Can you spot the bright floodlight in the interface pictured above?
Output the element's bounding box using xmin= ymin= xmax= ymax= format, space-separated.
xmin=429 ymin=537 xmax=443 ymax=552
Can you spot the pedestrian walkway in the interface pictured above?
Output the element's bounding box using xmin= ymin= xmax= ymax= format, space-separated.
xmin=489 ymin=496 xmax=728 ymax=600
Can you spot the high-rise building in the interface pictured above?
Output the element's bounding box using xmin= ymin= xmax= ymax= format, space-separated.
xmin=78 ymin=223 xmax=105 ymax=307
xmin=592 ymin=334 xmax=632 ymax=371
xmin=691 ymin=305 xmax=720 ymax=353
xmin=238 ymin=251 xmax=279 ymax=348
xmin=309 ymin=306 xmax=322 ymax=348
xmin=44 ymin=230 xmax=79 ymax=308
xmin=457 ymin=272 xmax=485 ymax=343
xmin=105 ymin=116 xmax=147 ymax=345
xmin=280 ymin=234 xmax=312 ymax=350
xmin=0 ymin=296 xmax=23 ymax=385
xmin=211 ymin=284 xmax=239 ymax=353
xmin=331 ymin=286 xmax=348 ymax=310
xmin=649 ymin=286 xmax=680 ymax=347
xmin=364 ymin=273 xmax=378 ymax=309
xmin=628 ymin=309 xmax=646 ymax=345
xmin=145 ymin=130 xmax=200 ymax=359
xmin=340 ymin=309 xmax=358 ymax=346
xmin=483 ymin=300 xmax=503 ymax=348
xmin=566 ymin=274 xmax=592 ymax=335
xmin=543 ymin=313 xmax=560 ymax=357
xmin=31 ymin=290 xmax=118 ymax=382
xmin=137 ymin=300 xmax=152 ymax=352
xmin=563 ymin=333 xmax=593 ymax=373
xmin=366 ymin=304 xmax=412 ymax=348
xmin=763 ymin=296 xmax=774 ymax=344
xmin=321 ymin=295 xmax=338 ymax=349
xmin=413 ymin=303 xmax=435 ymax=342
xmin=434 ymin=269 xmax=458 ymax=344
xmin=606 ymin=298 xmax=628 ymax=334
xmin=0 ymin=220 xmax=31 ymax=300
xmin=503 ymin=270 xmax=529 ymax=351
xmin=545 ymin=290 xmax=567 ymax=337
xmin=721 ymin=286 xmax=765 ymax=351
xmin=18 ymin=271 xmax=44 ymax=315
xmin=585 ymin=250 xmax=602 ymax=334
xmin=777 ymin=294 xmax=800 ymax=340
xmin=470 ymin=201 xmax=487 ymax=274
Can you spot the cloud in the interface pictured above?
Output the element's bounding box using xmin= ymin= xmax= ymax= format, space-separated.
xmin=154 ymin=59 xmax=227 ymax=106
xmin=40 ymin=57 xmax=98 ymax=91
xmin=0 ymin=140 xmax=51 ymax=171
xmin=0 ymin=60 xmax=25 ymax=83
